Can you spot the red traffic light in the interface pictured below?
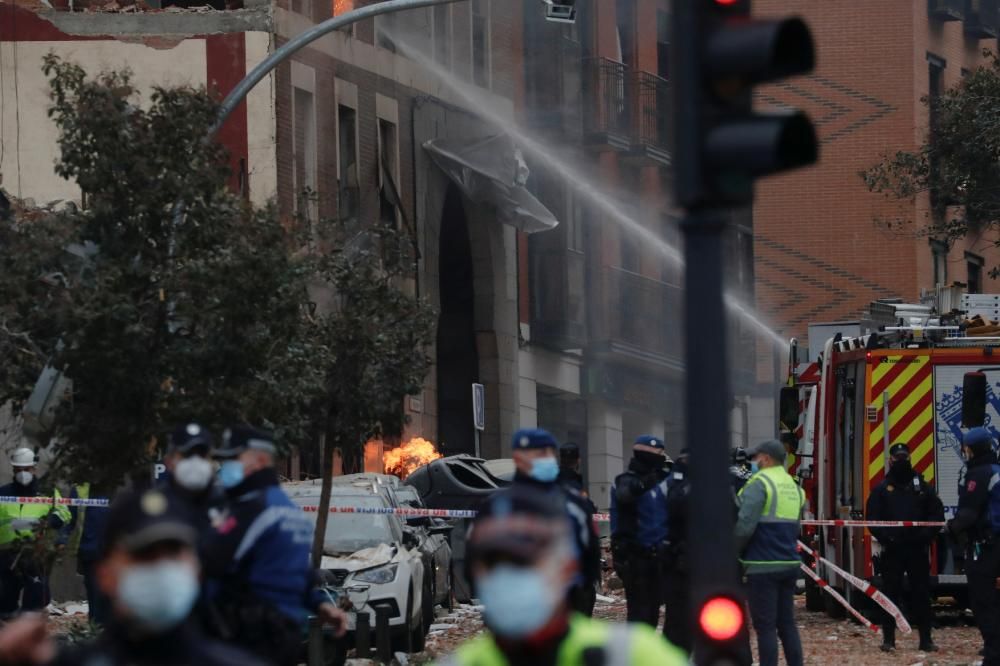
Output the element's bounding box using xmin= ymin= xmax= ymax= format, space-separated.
xmin=715 ymin=0 xmax=739 ymax=4
xmin=699 ymin=596 xmax=744 ymax=641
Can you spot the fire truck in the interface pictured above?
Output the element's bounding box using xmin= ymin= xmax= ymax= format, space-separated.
xmin=783 ymin=296 xmax=1000 ymax=611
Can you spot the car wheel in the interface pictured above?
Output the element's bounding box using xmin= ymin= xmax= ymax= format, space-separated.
xmin=408 ymin=586 xmax=426 ymax=652
xmin=422 ymin=577 xmax=435 ymax=634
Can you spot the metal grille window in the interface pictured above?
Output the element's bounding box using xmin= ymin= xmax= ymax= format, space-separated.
xmin=378 ymin=119 xmax=399 ymax=229
xmin=472 ymin=0 xmax=490 ymax=88
xmin=337 ymin=104 xmax=359 ymax=223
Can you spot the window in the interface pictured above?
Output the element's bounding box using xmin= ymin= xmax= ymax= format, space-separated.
xmin=293 ymin=87 xmax=317 ymax=218
xmin=620 ymin=230 xmax=639 ymax=273
xmin=931 ymin=240 xmax=948 ymax=288
xmin=566 ymin=190 xmax=584 ymax=253
xmin=928 ymin=54 xmax=945 ymax=208
xmin=967 ymin=252 xmax=984 ymax=294
xmin=471 ymin=0 xmax=491 ymax=88
xmin=337 ymin=104 xmax=359 ymax=223
xmin=660 ymin=215 xmax=680 ymax=285
xmin=615 ymin=0 xmax=636 ymax=69
xmin=433 ymin=5 xmax=452 ymax=67
xmin=378 ymin=119 xmax=399 ymax=229
xmin=656 ymin=10 xmax=669 ymax=79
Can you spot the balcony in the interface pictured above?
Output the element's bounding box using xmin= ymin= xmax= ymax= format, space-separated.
xmin=928 ymin=0 xmax=964 ymax=20
xmin=626 ymin=71 xmax=671 ymax=166
xmin=591 ymin=267 xmax=683 ymax=373
xmin=582 ymin=57 xmax=632 ymax=152
xmin=965 ymin=0 xmax=999 ymax=37
xmin=530 ymin=248 xmax=587 ymax=351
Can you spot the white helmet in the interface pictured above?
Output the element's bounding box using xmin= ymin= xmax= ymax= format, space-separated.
xmin=10 ymin=448 xmax=36 ymax=468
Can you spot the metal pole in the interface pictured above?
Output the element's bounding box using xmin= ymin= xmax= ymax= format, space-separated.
xmin=682 ymin=211 xmax=748 ymax=663
xmin=172 ymin=0 xmax=464 ymax=228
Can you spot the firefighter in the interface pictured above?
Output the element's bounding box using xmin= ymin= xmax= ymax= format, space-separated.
xmin=735 ymin=439 xmax=805 ymax=666
xmin=865 ymin=442 xmax=943 ymax=653
xmin=202 ymin=425 xmax=346 ymax=666
xmin=730 ymin=447 xmax=752 ymax=493
xmin=511 ymin=429 xmax=600 ymax=617
xmin=610 ymin=435 xmax=669 ymax=628
xmin=947 ymin=427 xmax=1000 ymax=666
xmin=780 ymin=432 xmax=799 ymax=474
xmin=0 ymin=448 xmax=71 ymax=616
xmin=438 ymin=483 xmax=687 ymax=666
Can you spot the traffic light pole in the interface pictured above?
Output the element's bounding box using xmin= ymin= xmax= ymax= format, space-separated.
xmin=682 ymin=211 xmax=749 ymax=664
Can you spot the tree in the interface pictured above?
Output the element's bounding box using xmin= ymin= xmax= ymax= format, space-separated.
xmin=863 ymin=51 xmax=1000 ymax=275
xmin=308 ymin=221 xmax=435 ymax=565
xmin=0 ymin=57 xmax=331 ymax=490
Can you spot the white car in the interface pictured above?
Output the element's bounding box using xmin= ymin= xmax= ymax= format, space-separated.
xmin=284 ymin=483 xmax=427 ymax=653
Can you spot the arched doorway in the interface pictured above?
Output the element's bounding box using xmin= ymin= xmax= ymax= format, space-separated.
xmin=437 ymin=186 xmax=479 ymax=456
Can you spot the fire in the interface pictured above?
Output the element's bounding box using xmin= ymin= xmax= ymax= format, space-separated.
xmin=383 ymin=437 xmax=441 ymax=479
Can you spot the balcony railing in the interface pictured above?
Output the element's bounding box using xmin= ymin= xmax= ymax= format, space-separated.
xmin=629 ymin=71 xmax=671 ymax=164
xmin=582 ymin=57 xmax=631 ymax=151
xmin=929 ymin=0 xmax=964 ymax=19
xmin=966 ymin=0 xmax=999 ymax=37
xmin=602 ymin=267 xmax=682 ymax=363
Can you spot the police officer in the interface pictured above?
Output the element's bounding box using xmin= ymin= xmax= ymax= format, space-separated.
xmin=511 ymin=429 xmax=601 ymax=617
xmin=437 ymin=484 xmax=687 ymax=666
xmin=865 ymin=442 xmax=943 ymax=653
xmin=51 ymin=488 xmax=267 ymax=666
xmin=202 ymin=425 xmax=346 ymax=666
xmin=610 ymin=435 xmax=669 ymax=628
xmin=735 ymin=439 xmax=805 ymax=666
xmin=159 ymin=422 xmax=224 ymax=533
xmin=0 ymin=448 xmax=71 ymax=615
xmin=947 ymin=427 xmax=1000 ymax=665
xmin=557 ymin=442 xmax=584 ymax=493
xmin=663 ymin=448 xmax=692 ymax=652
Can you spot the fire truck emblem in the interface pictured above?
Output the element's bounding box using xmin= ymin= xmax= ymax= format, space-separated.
xmin=936 ymin=382 xmax=1000 ymax=462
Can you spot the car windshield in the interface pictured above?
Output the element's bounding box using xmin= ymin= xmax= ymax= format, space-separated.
xmin=396 ymin=487 xmax=420 ymax=505
xmin=293 ymin=494 xmax=397 ymax=554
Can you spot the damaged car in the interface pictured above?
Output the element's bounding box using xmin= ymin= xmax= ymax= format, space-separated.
xmin=284 ymin=483 xmax=428 ymax=659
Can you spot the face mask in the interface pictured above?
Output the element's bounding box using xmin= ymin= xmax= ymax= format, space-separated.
xmin=14 ymin=471 xmax=32 ymax=486
xmin=890 ymin=459 xmax=913 ymax=477
xmin=477 ymin=563 xmax=561 ymax=638
xmin=118 ymin=559 xmax=199 ymax=633
xmin=635 ymin=451 xmax=666 ymax=468
xmin=750 ymin=461 xmax=760 ymax=473
xmin=529 ymin=456 xmax=560 ymax=483
xmin=174 ymin=456 xmax=214 ymax=492
xmin=218 ymin=460 xmax=245 ymax=489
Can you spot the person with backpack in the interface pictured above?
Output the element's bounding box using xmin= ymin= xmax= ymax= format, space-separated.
xmin=866 ymin=442 xmax=944 ymax=653
xmin=948 ymin=427 xmax=1000 ymax=666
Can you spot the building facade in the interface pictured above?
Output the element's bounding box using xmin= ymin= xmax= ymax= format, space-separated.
xmin=2 ymin=0 xmax=762 ymax=508
xmin=754 ymin=0 xmax=1000 ymax=354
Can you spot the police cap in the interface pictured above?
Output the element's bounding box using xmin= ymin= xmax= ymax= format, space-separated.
xmin=468 ymin=484 xmax=568 ymax=565
xmin=213 ymin=424 xmax=276 ymax=459
xmin=101 ymin=488 xmax=198 ymax=557
xmin=511 ymin=428 xmax=559 ymax=451
xmin=964 ymin=427 xmax=995 ymax=454
xmin=167 ymin=422 xmax=213 ymax=455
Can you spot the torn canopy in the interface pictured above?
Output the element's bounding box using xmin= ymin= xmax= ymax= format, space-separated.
xmin=423 ymin=134 xmax=559 ymax=234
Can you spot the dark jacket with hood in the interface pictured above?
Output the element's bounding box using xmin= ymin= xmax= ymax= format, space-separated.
xmin=865 ymin=459 xmax=944 ymax=547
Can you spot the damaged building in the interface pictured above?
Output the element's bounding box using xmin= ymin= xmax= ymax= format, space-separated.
xmin=0 ymin=0 xmax=759 ymax=509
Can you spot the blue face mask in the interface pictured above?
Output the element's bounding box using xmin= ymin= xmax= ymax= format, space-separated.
xmin=118 ymin=560 xmax=199 ymax=633
xmin=477 ymin=564 xmax=560 ymax=638
xmin=218 ymin=460 xmax=245 ymax=489
xmin=750 ymin=461 xmax=760 ymax=473
xmin=530 ymin=456 xmax=560 ymax=483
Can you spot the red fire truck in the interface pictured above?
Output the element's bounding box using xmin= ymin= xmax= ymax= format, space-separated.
xmin=783 ymin=299 xmax=1000 ymax=611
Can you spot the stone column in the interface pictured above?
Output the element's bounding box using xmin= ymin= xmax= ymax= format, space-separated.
xmin=586 ymin=400 xmax=624 ymax=511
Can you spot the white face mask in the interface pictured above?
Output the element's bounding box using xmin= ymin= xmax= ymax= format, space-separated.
xmin=15 ymin=471 xmax=33 ymax=486
xmin=118 ymin=559 xmax=199 ymax=633
xmin=173 ymin=456 xmax=215 ymax=492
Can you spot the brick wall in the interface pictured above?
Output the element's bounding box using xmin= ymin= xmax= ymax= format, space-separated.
xmin=752 ymin=1 xmax=1000 ymax=347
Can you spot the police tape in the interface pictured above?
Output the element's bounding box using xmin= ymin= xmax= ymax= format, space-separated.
xmin=801 ymin=519 xmax=945 ymax=528
xmin=797 ymin=539 xmax=912 ymax=634
xmin=798 ymin=563 xmax=879 ymax=633
xmin=0 ymin=496 xmax=109 ymax=507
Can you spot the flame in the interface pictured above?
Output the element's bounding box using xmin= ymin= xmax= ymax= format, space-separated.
xmin=333 ymin=0 xmax=353 ymax=16
xmin=383 ymin=437 xmax=441 ymax=479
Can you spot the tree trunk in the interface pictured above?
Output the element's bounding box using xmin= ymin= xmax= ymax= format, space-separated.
xmin=310 ymin=428 xmax=336 ymax=569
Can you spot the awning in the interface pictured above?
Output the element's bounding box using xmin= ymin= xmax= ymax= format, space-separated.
xmin=422 ymin=134 xmax=559 ymax=234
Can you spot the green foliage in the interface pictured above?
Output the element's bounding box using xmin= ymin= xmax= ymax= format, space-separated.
xmin=863 ymin=50 xmax=1000 ymax=273
xmin=0 ymin=57 xmax=433 ymax=490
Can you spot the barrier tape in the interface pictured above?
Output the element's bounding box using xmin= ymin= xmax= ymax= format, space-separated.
xmin=797 ymin=539 xmax=911 ymax=634
xmin=799 ymin=563 xmax=879 ymax=633
xmin=802 ymin=519 xmax=945 ymax=528
xmin=0 ymin=496 xmax=109 ymax=507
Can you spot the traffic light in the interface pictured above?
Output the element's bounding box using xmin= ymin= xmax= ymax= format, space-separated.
xmin=673 ymin=0 xmax=818 ymax=208
xmin=696 ymin=595 xmax=749 ymax=664
xmin=699 ymin=596 xmax=744 ymax=641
